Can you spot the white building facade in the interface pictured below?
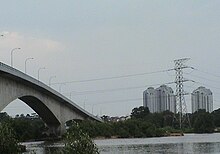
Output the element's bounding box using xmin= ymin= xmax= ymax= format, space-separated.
xmin=191 ymin=86 xmax=213 ymax=113
xmin=143 ymin=85 xmax=176 ymax=113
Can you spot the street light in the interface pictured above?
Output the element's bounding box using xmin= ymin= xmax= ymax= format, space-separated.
xmin=25 ymin=57 xmax=34 ymax=73
xmin=37 ymin=67 xmax=46 ymax=80
xmin=59 ymin=83 xmax=66 ymax=93
xmin=49 ymin=76 xmax=56 ymax=87
xmin=11 ymin=48 xmax=21 ymax=67
xmin=92 ymin=104 xmax=95 ymax=115
xmin=83 ymin=97 xmax=87 ymax=110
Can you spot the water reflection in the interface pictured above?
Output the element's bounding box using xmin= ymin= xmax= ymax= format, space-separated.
xmin=23 ymin=134 xmax=220 ymax=154
xmin=191 ymin=142 xmax=220 ymax=154
xmin=23 ymin=141 xmax=63 ymax=154
xmin=98 ymin=142 xmax=220 ymax=154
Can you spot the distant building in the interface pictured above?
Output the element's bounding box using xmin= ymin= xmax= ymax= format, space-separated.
xmin=191 ymin=86 xmax=213 ymax=113
xmin=101 ymin=116 xmax=131 ymax=122
xmin=143 ymin=85 xmax=176 ymax=113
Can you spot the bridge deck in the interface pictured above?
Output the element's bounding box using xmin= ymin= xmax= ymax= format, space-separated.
xmin=0 ymin=62 xmax=102 ymax=122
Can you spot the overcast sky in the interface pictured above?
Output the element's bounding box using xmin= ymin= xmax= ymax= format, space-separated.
xmin=1 ymin=1 xmax=220 ymax=117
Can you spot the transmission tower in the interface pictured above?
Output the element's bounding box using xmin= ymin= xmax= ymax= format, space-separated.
xmin=174 ymin=58 xmax=191 ymax=129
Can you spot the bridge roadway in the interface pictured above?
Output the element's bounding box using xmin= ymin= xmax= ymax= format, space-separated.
xmin=0 ymin=62 xmax=101 ymax=136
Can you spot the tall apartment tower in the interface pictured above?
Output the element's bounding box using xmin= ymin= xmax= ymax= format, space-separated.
xmin=143 ymin=85 xmax=176 ymax=113
xmin=191 ymin=86 xmax=213 ymax=113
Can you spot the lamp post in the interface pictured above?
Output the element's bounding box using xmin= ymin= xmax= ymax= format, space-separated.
xmin=59 ymin=83 xmax=65 ymax=93
xmin=11 ymin=48 xmax=21 ymax=67
xmin=25 ymin=57 xmax=34 ymax=73
xmin=49 ymin=76 xmax=56 ymax=87
xmin=92 ymin=104 xmax=95 ymax=115
xmin=83 ymin=97 xmax=87 ymax=110
xmin=38 ymin=67 xmax=46 ymax=80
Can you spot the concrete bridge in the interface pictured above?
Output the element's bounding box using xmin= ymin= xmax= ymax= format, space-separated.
xmin=0 ymin=62 xmax=101 ymax=136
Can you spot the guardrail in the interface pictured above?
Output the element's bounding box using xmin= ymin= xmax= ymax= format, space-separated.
xmin=0 ymin=62 xmax=16 ymax=71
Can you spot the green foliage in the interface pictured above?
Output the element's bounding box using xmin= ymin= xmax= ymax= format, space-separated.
xmin=162 ymin=110 xmax=174 ymax=127
xmin=0 ymin=122 xmax=22 ymax=153
xmin=74 ymin=107 xmax=180 ymax=139
xmin=77 ymin=120 xmax=113 ymax=138
xmin=0 ymin=112 xmax=11 ymax=122
xmin=77 ymin=118 xmax=166 ymax=139
xmin=212 ymin=108 xmax=220 ymax=127
xmin=131 ymin=106 xmax=150 ymax=119
xmin=12 ymin=117 xmax=45 ymax=141
xmin=0 ymin=113 xmax=46 ymax=142
xmin=63 ymin=122 xmax=99 ymax=154
xmin=193 ymin=109 xmax=214 ymax=133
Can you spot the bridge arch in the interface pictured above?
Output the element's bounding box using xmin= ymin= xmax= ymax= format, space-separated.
xmin=0 ymin=62 xmax=101 ymax=136
xmin=19 ymin=96 xmax=61 ymax=134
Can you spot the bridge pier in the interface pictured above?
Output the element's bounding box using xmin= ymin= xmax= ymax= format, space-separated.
xmin=47 ymin=126 xmax=60 ymax=136
xmin=47 ymin=123 xmax=66 ymax=137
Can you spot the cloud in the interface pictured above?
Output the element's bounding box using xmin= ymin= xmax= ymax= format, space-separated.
xmin=0 ymin=31 xmax=66 ymax=67
xmin=0 ymin=31 xmax=65 ymax=53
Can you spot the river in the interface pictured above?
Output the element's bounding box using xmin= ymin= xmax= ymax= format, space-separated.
xmin=22 ymin=133 xmax=220 ymax=153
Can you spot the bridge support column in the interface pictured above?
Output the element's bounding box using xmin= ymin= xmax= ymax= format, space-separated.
xmin=47 ymin=125 xmax=60 ymax=136
xmin=47 ymin=123 xmax=66 ymax=137
xmin=60 ymin=122 xmax=67 ymax=136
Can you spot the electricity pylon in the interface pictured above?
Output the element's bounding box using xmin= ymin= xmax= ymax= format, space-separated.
xmin=174 ymin=58 xmax=191 ymax=129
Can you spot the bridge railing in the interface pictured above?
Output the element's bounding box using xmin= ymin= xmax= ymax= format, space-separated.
xmin=0 ymin=62 xmax=17 ymax=72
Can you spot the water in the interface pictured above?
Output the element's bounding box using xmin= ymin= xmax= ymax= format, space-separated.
xmin=23 ymin=133 xmax=220 ymax=154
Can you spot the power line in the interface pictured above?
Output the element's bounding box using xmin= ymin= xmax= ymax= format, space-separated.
xmin=194 ymin=81 xmax=220 ymax=91
xmin=192 ymin=67 xmax=220 ymax=79
xmin=186 ymin=73 xmax=220 ymax=84
xmin=93 ymin=98 xmax=143 ymax=105
xmin=63 ymin=81 xmax=175 ymax=96
xmin=51 ymin=69 xmax=174 ymax=85
xmin=182 ymin=80 xmax=220 ymax=99
xmin=86 ymin=93 xmax=191 ymax=106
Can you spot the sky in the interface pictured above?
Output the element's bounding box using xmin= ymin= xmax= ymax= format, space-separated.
xmin=0 ymin=0 xmax=220 ymax=117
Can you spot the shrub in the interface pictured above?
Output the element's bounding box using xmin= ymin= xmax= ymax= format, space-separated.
xmin=63 ymin=122 xmax=99 ymax=154
xmin=0 ymin=123 xmax=22 ymax=153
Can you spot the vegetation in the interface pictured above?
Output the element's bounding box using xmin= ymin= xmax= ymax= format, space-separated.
xmin=72 ymin=107 xmax=180 ymax=139
xmin=0 ymin=113 xmax=46 ymax=141
xmin=0 ymin=112 xmax=100 ymax=154
xmin=0 ymin=122 xmax=22 ymax=153
xmin=70 ymin=107 xmax=219 ymax=139
xmin=1 ymin=105 xmax=220 ymax=153
xmin=212 ymin=108 xmax=220 ymax=127
xmin=63 ymin=122 xmax=99 ymax=154
xmin=13 ymin=115 xmax=46 ymax=141
xmin=191 ymin=109 xmax=215 ymax=133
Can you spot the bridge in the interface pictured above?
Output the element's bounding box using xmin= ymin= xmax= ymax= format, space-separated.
xmin=0 ymin=62 xmax=101 ymax=136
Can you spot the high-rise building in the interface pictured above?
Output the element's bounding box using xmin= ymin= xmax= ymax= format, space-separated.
xmin=191 ymin=86 xmax=213 ymax=113
xmin=143 ymin=85 xmax=176 ymax=113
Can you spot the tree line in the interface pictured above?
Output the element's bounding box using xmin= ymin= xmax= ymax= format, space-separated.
xmin=71 ymin=106 xmax=220 ymax=139
xmin=0 ymin=113 xmax=99 ymax=153
xmin=1 ymin=106 xmax=220 ymax=141
xmin=0 ymin=112 xmax=46 ymax=141
xmin=1 ymin=106 xmax=220 ymax=153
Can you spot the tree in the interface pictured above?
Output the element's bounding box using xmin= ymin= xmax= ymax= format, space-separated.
xmin=162 ymin=110 xmax=174 ymax=127
xmin=0 ymin=112 xmax=11 ymax=122
xmin=63 ymin=122 xmax=99 ymax=154
xmin=212 ymin=108 xmax=220 ymax=127
xmin=193 ymin=110 xmax=214 ymax=133
xmin=131 ymin=106 xmax=150 ymax=119
xmin=0 ymin=123 xmax=22 ymax=153
xmin=11 ymin=116 xmax=45 ymax=141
